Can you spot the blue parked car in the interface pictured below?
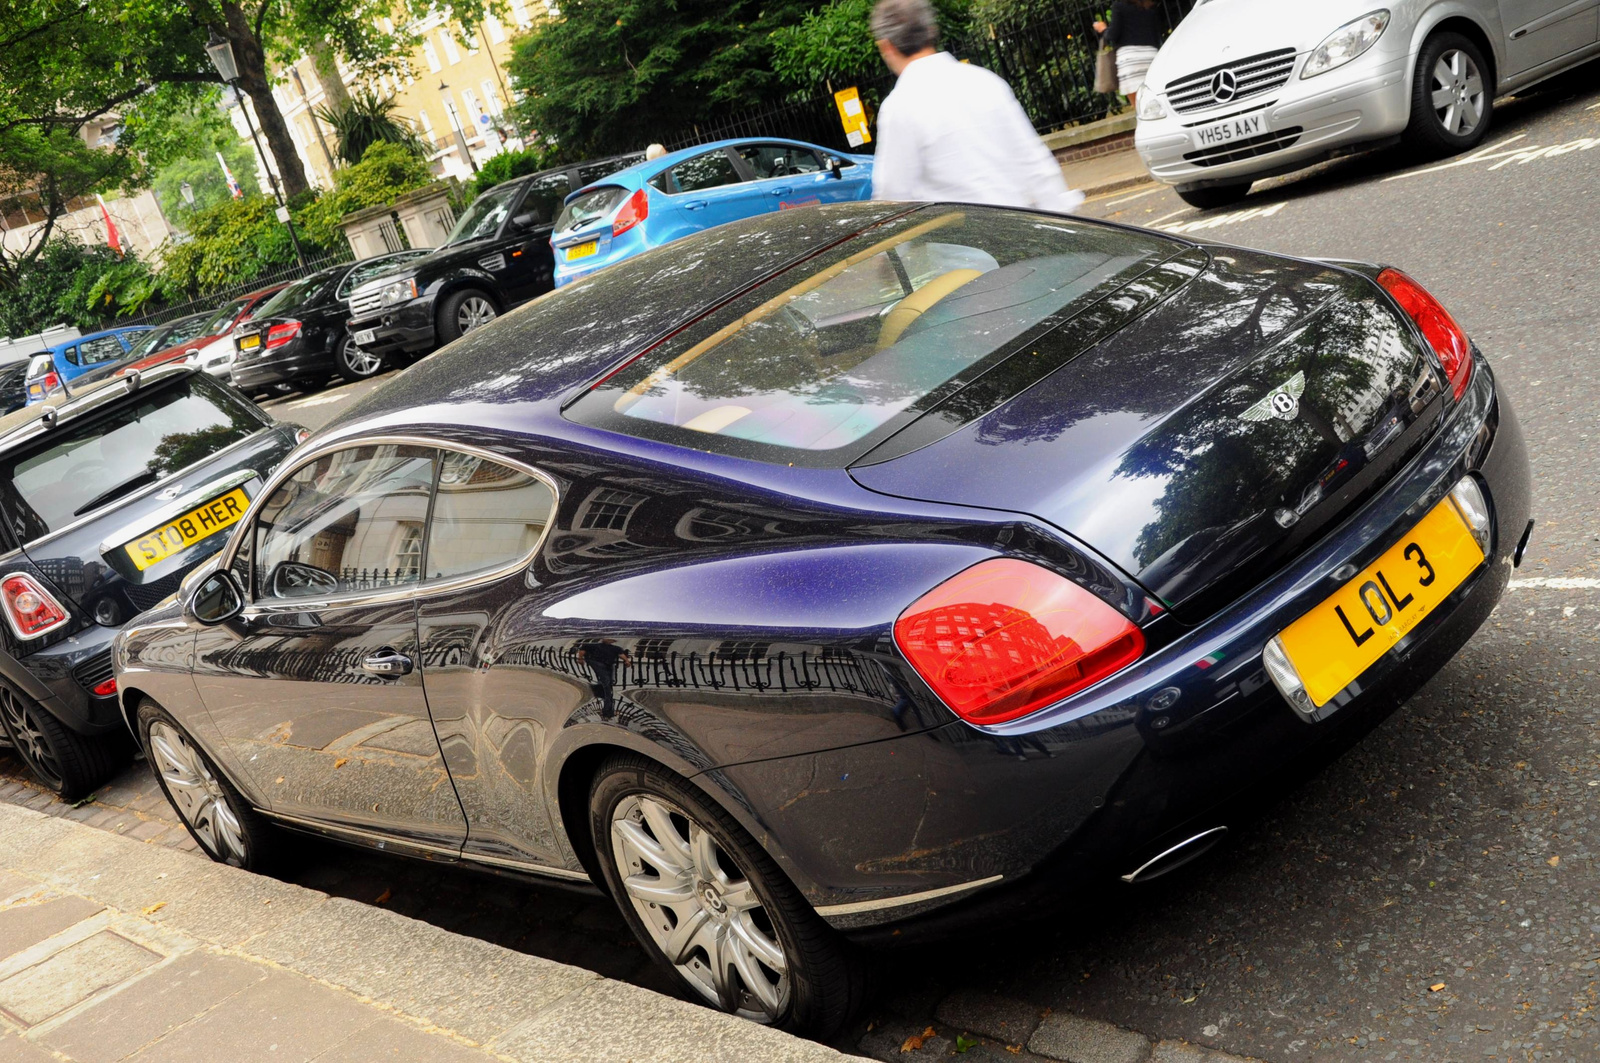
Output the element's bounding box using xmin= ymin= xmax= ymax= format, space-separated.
xmin=550 ymin=138 xmax=873 ymax=287
xmin=24 ymin=324 xmax=152 ymax=404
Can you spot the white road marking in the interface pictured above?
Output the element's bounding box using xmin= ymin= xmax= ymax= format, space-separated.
xmin=1105 ymin=187 xmax=1162 ymax=206
xmin=1160 ymin=201 xmax=1287 ymax=234
xmin=1508 ymin=577 xmax=1600 ymax=590
xmin=286 ymin=392 xmax=350 ymax=408
xmin=1149 ymin=208 xmax=1190 ymax=226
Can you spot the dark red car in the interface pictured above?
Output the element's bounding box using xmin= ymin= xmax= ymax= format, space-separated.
xmin=87 ymin=284 xmax=287 ymax=385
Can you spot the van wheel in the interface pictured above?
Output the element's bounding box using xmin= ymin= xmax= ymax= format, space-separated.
xmin=1404 ymin=32 xmax=1493 ymax=156
xmin=0 ymin=684 xmax=126 ymax=802
xmin=588 ymin=753 xmax=870 ymax=1039
xmin=436 ymin=289 xmax=499 ymax=345
xmin=1176 ymin=183 xmax=1251 ymax=210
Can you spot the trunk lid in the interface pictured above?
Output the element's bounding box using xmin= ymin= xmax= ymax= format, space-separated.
xmin=850 ymin=249 xmax=1447 ymax=620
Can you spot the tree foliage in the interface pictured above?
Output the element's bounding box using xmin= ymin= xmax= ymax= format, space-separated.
xmin=128 ymin=87 xmax=262 ymax=218
xmin=464 ymin=145 xmax=559 ymax=202
xmin=0 ymin=239 xmax=120 ymax=335
xmin=294 ymin=141 xmax=435 ymax=247
xmin=506 ymin=0 xmax=819 ymax=157
xmin=316 ymin=90 xmax=428 ymax=166
xmin=772 ymin=0 xmax=971 ymax=87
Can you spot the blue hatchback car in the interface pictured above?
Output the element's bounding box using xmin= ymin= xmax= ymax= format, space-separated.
xmin=24 ymin=324 xmax=152 ymax=404
xmin=550 ymin=138 xmax=873 ymax=287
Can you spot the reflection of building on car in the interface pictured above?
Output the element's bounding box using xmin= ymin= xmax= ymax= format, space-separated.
xmin=1134 ymin=0 xmax=1600 ymax=207
xmin=0 ymin=365 xmax=300 ymax=799
xmin=550 ymin=138 xmax=874 ymax=289
xmin=342 ymin=154 xmax=644 ymax=363
xmin=228 ymin=251 xmax=431 ymax=394
xmin=115 ymin=203 xmax=1528 ymax=1040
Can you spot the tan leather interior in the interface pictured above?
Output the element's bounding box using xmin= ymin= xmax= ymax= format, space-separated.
xmin=876 ymin=269 xmax=985 ymax=349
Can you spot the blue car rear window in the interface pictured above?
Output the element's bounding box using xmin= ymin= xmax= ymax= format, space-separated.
xmin=565 ymin=206 xmax=1173 ymax=467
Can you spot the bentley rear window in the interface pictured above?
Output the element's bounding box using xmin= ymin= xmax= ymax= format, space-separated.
xmin=565 ymin=206 xmax=1173 ymax=466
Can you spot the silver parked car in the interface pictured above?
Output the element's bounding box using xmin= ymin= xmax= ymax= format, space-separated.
xmin=1134 ymin=0 xmax=1600 ymax=207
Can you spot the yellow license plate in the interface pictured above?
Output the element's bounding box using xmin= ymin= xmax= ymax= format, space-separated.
xmin=239 ymin=334 xmax=260 ymax=350
xmin=567 ymin=240 xmax=598 ymax=260
xmin=1277 ymin=497 xmax=1484 ymax=707
xmin=123 ymin=487 xmax=250 ymax=572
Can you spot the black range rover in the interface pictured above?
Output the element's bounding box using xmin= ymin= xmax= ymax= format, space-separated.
xmin=344 ymin=153 xmax=641 ymax=361
xmin=0 ymin=365 xmax=299 ymax=798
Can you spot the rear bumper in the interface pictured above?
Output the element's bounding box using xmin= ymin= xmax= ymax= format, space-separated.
xmin=348 ymin=298 xmax=437 ymax=358
xmin=11 ymin=622 xmax=124 ymax=736
xmin=706 ymin=353 xmax=1529 ymax=934
xmin=230 ymin=341 xmax=335 ymax=389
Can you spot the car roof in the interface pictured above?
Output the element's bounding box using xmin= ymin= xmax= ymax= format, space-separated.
xmin=0 ymin=363 xmax=200 ymax=451
xmin=565 ymin=137 xmax=856 ymax=199
xmin=47 ymin=324 xmax=150 ymax=352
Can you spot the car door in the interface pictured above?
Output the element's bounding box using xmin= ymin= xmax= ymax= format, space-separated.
xmin=498 ymin=170 xmax=570 ymax=305
xmin=732 ymin=143 xmax=840 ymax=212
xmin=190 ymin=443 xmax=468 ymax=852
xmin=1499 ymin=0 xmax=1598 ymax=74
xmin=410 ymin=449 xmax=570 ymax=870
xmin=662 ymin=148 xmax=761 ymax=232
xmin=65 ymin=335 xmax=128 ymax=381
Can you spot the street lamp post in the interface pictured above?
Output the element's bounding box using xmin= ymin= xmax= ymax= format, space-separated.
xmin=438 ymin=82 xmax=479 ymax=174
xmin=179 ymin=182 xmax=195 ymax=208
xmin=206 ymin=29 xmax=306 ymax=266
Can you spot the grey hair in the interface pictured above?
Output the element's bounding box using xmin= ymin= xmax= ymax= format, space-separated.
xmin=871 ymin=0 xmax=939 ymax=56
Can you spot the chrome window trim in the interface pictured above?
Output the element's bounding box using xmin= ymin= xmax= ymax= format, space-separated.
xmin=226 ymin=433 xmax=562 ymax=615
xmin=0 ymin=570 xmax=73 ymax=641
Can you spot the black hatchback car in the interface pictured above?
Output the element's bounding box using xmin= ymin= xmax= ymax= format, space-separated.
xmin=0 ymin=366 xmax=299 ymax=798
xmin=115 ymin=204 xmax=1529 ymax=1037
xmin=343 ymin=154 xmax=642 ymax=362
xmin=231 ymin=251 xmax=431 ymax=394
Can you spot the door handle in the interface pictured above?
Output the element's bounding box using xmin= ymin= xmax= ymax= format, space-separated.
xmin=362 ymin=650 xmax=413 ymax=677
xmin=768 ymin=187 xmax=793 ymax=196
xmin=683 ymin=200 xmax=709 ymax=211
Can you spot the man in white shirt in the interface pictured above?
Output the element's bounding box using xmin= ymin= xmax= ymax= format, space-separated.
xmin=870 ymin=0 xmax=1085 ymax=213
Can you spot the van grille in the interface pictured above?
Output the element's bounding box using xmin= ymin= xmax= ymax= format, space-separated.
xmin=1167 ymin=49 xmax=1297 ymax=115
xmin=1183 ymin=126 xmax=1303 ymax=167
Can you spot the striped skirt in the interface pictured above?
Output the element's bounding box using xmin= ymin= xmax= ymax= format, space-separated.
xmin=1115 ymin=45 xmax=1158 ymax=96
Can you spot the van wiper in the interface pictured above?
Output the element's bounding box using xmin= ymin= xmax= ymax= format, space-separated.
xmin=73 ymin=470 xmax=161 ymax=516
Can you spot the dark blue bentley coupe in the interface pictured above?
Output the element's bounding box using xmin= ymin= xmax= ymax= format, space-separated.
xmin=112 ymin=202 xmax=1530 ymax=1036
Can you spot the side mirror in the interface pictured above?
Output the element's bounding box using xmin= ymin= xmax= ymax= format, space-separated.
xmin=189 ymin=570 xmax=244 ymax=624
xmin=269 ymin=560 xmax=339 ymax=599
xmin=824 ymin=157 xmax=843 ymax=180
xmin=511 ymin=211 xmax=539 ymax=230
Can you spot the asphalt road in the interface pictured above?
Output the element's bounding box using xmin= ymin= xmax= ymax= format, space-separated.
xmin=8 ymin=74 xmax=1596 ymax=1061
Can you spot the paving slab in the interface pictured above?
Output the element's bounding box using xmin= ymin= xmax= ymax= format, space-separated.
xmin=312 ymin=1015 xmax=508 ymax=1063
xmin=40 ymin=951 xmax=268 ymax=1063
xmin=0 ymin=897 xmax=102 ymax=963
xmin=0 ymin=930 xmax=161 ymax=1028
xmin=0 ymin=1030 xmax=57 ymax=1061
xmin=250 ymin=896 xmax=598 ymax=1044
xmin=1028 ymin=1013 xmax=1152 ymax=1063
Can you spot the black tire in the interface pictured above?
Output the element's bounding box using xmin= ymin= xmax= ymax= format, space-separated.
xmin=1176 ymin=183 xmax=1252 ymax=210
xmin=1403 ymin=32 xmax=1494 ymax=157
xmin=588 ymin=753 xmax=870 ymax=1039
xmin=435 ymin=288 xmax=499 ymax=345
xmin=335 ymin=333 xmax=387 ymax=383
xmin=136 ymin=699 xmax=281 ymax=872
xmin=0 ymin=683 xmax=126 ymax=802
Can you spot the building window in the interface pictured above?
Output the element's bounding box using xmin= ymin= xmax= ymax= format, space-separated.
xmin=485 ymin=14 xmax=506 ymax=42
xmin=480 ymin=80 xmax=504 ymax=116
xmin=461 ymin=87 xmax=485 ymax=128
xmin=423 ymin=39 xmax=442 ymax=72
xmin=439 ymin=28 xmax=461 ymax=64
xmin=578 ymin=488 xmax=645 ymax=531
xmin=417 ymin=108 xmax=436 ymax=146
xmin=510 ymin=0 xmax=532 ymax=26
xmin=394 ymin=523 xmax=424 ymax=581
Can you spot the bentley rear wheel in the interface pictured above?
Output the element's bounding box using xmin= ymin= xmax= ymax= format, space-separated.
xmin=588 ymin=753 xmax=868 ymax=1038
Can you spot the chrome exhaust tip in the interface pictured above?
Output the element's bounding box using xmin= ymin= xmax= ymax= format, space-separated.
xmin=1120 ymin=826 xmax=1229 ymax=884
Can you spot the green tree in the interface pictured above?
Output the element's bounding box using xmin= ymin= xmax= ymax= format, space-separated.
xmin=773 ymin=0 xmax=971 ymax=87
xmin=506 ymin=0 xmax=819 ymax=157
xmin=315 ymin=90 xmax=428 ymax=166
xmin=294 ymin=141 xmax=434 ymax=248
xmin=127 ymin=87 xmax=262 ymax=218
xmin=464 ymin=145 xmax=558 ymax=202
xmin=0 ymin=238 xmax=118 ymax=335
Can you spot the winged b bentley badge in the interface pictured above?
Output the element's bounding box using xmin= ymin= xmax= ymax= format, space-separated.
xmin=1240 ymin=371 xmax=1306 ymax=423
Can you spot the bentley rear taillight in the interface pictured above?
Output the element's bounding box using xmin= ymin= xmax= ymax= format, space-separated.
xmin=894 ymin=559 xmax=1145 ymax=725
xmin=0 ymin=574 xmax=70 ymax=639
xmin=613 ymin=188 xmax=649 ymax=238
xmin=1378 ymin=268 xmax=1472 ymax=401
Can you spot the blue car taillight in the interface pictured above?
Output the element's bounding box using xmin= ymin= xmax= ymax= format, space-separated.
xmin=612 ymin=188 xmax=649 ymax=238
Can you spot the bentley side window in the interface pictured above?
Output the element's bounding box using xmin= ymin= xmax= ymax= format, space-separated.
xmin=254 ymin=445 xmax=437 ymax=600
xmin=424 ymin=452 xmax=554 ymax=582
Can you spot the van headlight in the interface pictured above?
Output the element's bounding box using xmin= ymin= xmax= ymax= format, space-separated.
xmin=379 ymin=278 xmax=420 ymax=307
xmin=1136 ymin=93 xmax=1168 ymax=121
xmin=1302 ymin=10 xmax=1390 ymax=79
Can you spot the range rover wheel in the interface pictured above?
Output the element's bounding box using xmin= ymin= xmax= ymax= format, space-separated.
xmin=0 ymin=684 xmax=125 ymax=801
xmin=137 ymin=700 xmax=278 ymax=871
xmin=588 ymin=753 xmax=869 ymax=1038
xmin=335 ymin=334 xmax=385 ymax=382
xmin=436 ymin=289 xmax=499 ymax=345
xmin=1176 ymin=183 xmax=1252 ymax=210
xmin=1404 ymin=32 xmax=1493 ymax=156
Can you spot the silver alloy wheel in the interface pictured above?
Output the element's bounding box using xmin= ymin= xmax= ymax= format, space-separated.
xmin=610 ymin=794 xmax=789 ymax=1022
xmin=457 ymin=296 xmax=498 ymax=333
xmin=0 ymin=688 xmax=62 ymax=790
xmin=147 ymin=721 xmax=248 ymax=864
xmin=1430 ymin=49 xmax=1485 ymax=137
xmin=339 ymin=336 xmax=384 ymax=378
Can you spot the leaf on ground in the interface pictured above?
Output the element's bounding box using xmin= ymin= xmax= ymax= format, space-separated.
xmin=374 ymin=888 xmax=392 ymax=904
xmin=275 ymin=777 xmax=285 ymax=784
xmin=900 ymin=1026 xmax=936 ymax=1052
xmin=1430 ymin=983 xmax=1446 ymax=992
xmin=333 ymin=758 xmax=349 ymax=769
xmin=69 ymin=795 xmax=97 ymax=809
xmin=954 ymin=1033 xmax=978 ymax=1053
xmin=141 ymin=901 xmax=166 ymax=916
xmin=1547 ymin=855 xmax=1560 ymax=867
